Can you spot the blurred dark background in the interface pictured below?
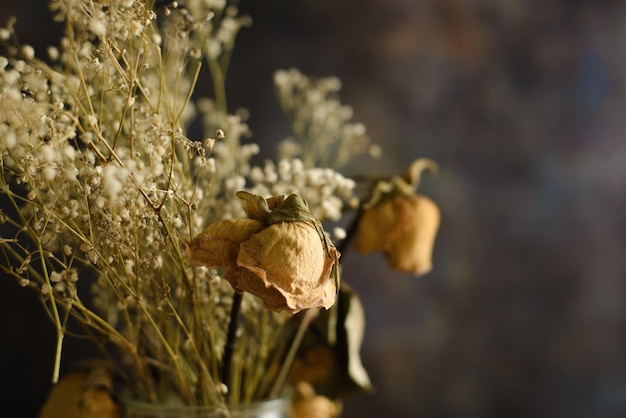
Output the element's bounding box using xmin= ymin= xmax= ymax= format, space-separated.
xmin=2 ymin=0 xmax=626 ymax=417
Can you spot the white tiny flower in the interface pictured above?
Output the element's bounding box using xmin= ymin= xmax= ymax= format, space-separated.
xmin=21 ymin=45 xmax=35 ymax=60
xmin=85 ymin=114 xmax=98 ymax=128
xmin=206 ymin=158 xmax=216 ymax=174
xmin=63 ymin=167 xmax=78 ymax=182
xmin=63 ymin=145 xmax=76 ymax=160
xmin=42 ymin=166 xmax=57 ymax=182
xmin=333 ymin=227 xmax=347 ymax=240
xmin=89 ymin=20 xmax=107 ymax=37
xmin=50 ymin=271 xmax=63 ymax=283
xmin=273 ymin=70 xmax=289 ymax=88
xmin=248 ymin=166 xmax=264 ymax=184
xmin=150 ymin=113 xmax=162 ymax=127
xmin=125 ymin=259 xmax=134 ymax=273
xmin=13 ymin=60 xmax=24 ymax=72
xmin=4 ymin=131 xmax=16 ymax=148
xmin=189 ymin=47 xmax=202 ymax=59
xmin=368 ymin=144 xmax=382 ymax=159
xmin=207 ymin=39 xmax=221 ymax=59
xmin=47 ymin=46 xmax=59 ymax=61
xmin=0 ymin=28 xmax=10 ymax=41
xmin=67 ymin=269 xmax=78 ymax=282
xmin=155 ymin=145 xmax=166 ymax=156
xmin=130 ymin=20 xmax=143 ymax=36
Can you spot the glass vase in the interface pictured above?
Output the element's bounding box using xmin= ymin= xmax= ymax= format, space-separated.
xmin=123 ymin=397 xmax=290 ymax=418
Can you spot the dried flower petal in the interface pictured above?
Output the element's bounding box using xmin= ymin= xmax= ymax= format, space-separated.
xmin=229 ymin=220 xmax=338 ymax=313
xmin=185 ymin=218 xmax=265 ymax=268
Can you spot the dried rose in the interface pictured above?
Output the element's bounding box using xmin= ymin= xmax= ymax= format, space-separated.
xmin=289 ymin=381 xmax=342 ymax=418
xmin=354 ymin=158 xmax=440 ymax=276
xmin=356 ymin=193 xmax=440 ymax=275
xmin=185 ymin=193 xmax=340 ymax=313
xmin=39 ymin=359 xmax=120 ymax=418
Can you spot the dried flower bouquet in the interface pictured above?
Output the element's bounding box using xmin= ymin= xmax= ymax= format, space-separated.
xmin=0 ymin=0 xmax=440 ymax=416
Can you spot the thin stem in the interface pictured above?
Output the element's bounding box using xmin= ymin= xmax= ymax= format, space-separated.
xmin=223 ymin=292 xmax=243 ymax=399
xmin=52 ymin=330 xmax=65 ymax=385
xmin=268 ymin=308 xmax=318 ymax=398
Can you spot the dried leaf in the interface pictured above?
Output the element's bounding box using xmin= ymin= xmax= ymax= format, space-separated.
xmin=290 ymin=284 xmax=372 ymax=398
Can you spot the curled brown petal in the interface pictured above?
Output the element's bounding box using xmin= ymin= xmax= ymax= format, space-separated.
xmin=233 ymin=222 xmax=338 ymax=313
xmin=185 ymin=218 xmax=265 ymax=268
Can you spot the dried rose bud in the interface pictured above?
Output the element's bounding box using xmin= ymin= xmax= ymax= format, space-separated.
xmin=186 ymin=193 xmax=340 ymax=313
xmin=355 ymin=158 xmax=440 ymax=276
xmin=289 ymin=381 xmax=342 ymax=418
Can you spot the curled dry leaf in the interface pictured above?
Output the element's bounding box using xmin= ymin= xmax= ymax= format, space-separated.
xmin=289 ymin=284 xmax=372 ymax=398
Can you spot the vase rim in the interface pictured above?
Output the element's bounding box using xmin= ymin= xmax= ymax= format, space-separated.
xmin=123 ymin=395 xmax=289 ymax=412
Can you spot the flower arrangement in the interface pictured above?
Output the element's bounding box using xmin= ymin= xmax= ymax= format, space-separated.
xmin=0 ymin=1 xmax=440 ymax=417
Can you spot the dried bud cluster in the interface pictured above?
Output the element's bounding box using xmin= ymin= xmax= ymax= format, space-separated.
xmin=355 ymin=159 xmax=441 ymax=276
xmin=186 ymin=192 xmax=340 ymax=313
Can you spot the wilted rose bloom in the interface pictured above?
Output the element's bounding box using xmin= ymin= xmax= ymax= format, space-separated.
xmin=355 ymin=193 xmax=440 ymax=276
xmin=227 ymin=220 xmax=338 ymax=313
xmin=185 ymin=193 xmax=340 ymax=313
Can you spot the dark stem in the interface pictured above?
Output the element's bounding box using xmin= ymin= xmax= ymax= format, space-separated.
xmin=222 ymin=291 xmax=243 ymax=399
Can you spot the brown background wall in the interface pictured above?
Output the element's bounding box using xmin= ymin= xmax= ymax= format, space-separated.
xmin=2 ymin=1 xmax=626 ymax=417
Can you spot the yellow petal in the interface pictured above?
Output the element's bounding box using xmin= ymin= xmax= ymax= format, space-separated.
xmin=185 ymin=219 xmax=264 ymax=268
